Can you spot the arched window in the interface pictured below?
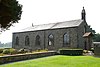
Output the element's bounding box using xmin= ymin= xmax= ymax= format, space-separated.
xmin=48 ymin=34 xmax=54 ymax=46
xmin=25 ymin=36 xmax=30 ymax=46
xmin=63 ymin=33 xmax=69 ymax=46
xmin=35 ymin=35 xmax=40 ymax=46
xmin=15 ymin=36 xmax=19 ymax=45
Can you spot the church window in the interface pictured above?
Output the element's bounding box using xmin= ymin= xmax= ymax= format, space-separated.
xmin=48 ymin=34 xmax=54 ymax=46
xmin=15 ymin=36 xmax=19 ymax=45
xmin=63 ymin=33 xmax=69 ymax=46
xmin=25 ymin=36 xmax=30 ymax=46
xmin=35 ymin=35 xmax=40 ymax=46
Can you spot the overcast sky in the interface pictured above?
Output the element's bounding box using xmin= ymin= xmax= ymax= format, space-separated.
xmin=0 ymin=0 xmax=100 ymax=43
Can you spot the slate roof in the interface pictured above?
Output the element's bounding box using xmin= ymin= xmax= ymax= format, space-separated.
xmin=83 ymin=32 xmax=93 ymax=38
xmin=16 ymin=19 xmax=83 ymax=33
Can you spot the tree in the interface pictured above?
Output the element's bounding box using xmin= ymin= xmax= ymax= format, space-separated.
xmin=93 ymin=33 xmax=100 ymax=42
xmin=0 ymin=0 xmax=22 ymax=31
xmin=87 ymin=25 xmax=96 ymax=34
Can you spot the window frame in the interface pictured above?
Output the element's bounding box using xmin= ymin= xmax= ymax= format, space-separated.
xmin=63 ymin=33 xmax=69 ymax=46
xmin=25 ymin=35 xmax=30 ymax=46
xmin=35 ymin=35 xmax=41 ymax=46
xmin=48 ymin=34 xmax=54 ymax=46
xmin=15 ymin=36 xmax=19 ymax=45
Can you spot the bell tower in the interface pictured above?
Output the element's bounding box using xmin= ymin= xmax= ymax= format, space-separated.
xmin=81 ymin=7 xmax=86 ymax=21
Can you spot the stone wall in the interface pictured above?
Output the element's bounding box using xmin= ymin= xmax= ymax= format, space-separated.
xmin=12 ymin=30 xmax=45 ymax=50
xmin=77 ymin=21 xmax=85 ymax=49
xmin=94 ymin=47 xmax=100 ymax=56
xmin=77 ymin=21 xmax=91 ymax=49
xmin=94 ymin=44 xmax=100 ymax=57
xmin=44 ymin=28 xmax=78 ymax=50
xmin=0 ymin=51 xmax=56 ymax=64
xmin=12 ymin=27 xmax=78 ymax=50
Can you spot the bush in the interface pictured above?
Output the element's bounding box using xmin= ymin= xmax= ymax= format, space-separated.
xmin=18 ymin=48 xmax=29 ymax=53
xmin=0 ymin=49 xmax=4 ymax=53
xmin=2 ymin=49 xmax=10 ymax=54
xmin=24 ymin=49 xmax=30 ymax=53
xmin=59 ymin=49 xmax=83 ymax=56
xmin=2 ymin=48 xmax=18 ymax=54
xmin=83 ymin=50 xmax=88 ymax=53
xmin=9 ymin=49 xmax=18 ymax=54
xmin=18 ymin=48 xmax=24 ymax=53
xmin=35 ymin=49 xmax=48 ymax=52
xmin=0 ymin=53 xmax=5 ymax=56
xmin=90 ymin=48 xmax=94 ymax=53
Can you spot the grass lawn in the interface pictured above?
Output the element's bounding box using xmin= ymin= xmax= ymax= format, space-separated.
xmin=0 ymin=55 xmax=100 ymax=67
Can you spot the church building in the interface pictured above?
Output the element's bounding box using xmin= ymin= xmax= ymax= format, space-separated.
xmin=12 ymin=7 xmax=93 ymax=50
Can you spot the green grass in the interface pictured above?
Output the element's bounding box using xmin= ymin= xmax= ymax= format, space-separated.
xmin=0 ymin=55 xmax=100 ymax=67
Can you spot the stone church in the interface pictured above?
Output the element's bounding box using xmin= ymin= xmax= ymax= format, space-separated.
xmin=12 ymin=7 xmax=93 ymax=50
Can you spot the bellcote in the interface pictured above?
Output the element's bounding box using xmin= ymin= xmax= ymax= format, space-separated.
xmin=81 ymin=7 xmax=86 ymax=22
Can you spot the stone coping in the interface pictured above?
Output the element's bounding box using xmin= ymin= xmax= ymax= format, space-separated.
xmin=0 ymin=51 xmax=56 ymax=64
xmin=0 ymin=51 xmax=55 ymax=57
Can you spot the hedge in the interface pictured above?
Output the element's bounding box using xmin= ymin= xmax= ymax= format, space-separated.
xmin=0 ymin=49 xmax=3 ymax=53
xmin=59 ymin=49 xmax=83 ymax=56
xmin=2 ymin=49 xmax=10 ymax=54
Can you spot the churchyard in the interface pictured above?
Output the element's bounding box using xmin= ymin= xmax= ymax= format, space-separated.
xmin=0 ymin=48 xmax=100 ymax=67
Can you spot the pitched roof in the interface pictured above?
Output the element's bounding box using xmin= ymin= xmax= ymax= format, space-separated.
xmin=16 ymin=19 xmax=83 ymax=33
xmin=83 ymin=32 xmax=93 ymax=37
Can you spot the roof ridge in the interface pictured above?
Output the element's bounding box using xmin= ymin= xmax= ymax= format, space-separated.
xmin=33 ymin=19 xmax=82 ymax=26
xmin=50 ymin=22 xmax=61 ymax=29
xmin=14 ymin=19 xmax=83 ymax=33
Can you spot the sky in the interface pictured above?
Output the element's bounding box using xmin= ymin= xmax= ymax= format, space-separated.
xmin=0 ymin=0 xmax=100 ymax=43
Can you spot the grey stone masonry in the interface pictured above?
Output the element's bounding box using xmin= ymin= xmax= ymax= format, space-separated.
xmin=12 ymin=19 xmax=91 ymax=51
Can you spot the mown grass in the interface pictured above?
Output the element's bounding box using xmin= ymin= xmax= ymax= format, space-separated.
xmin=0 ymin=55 xmax=100 ymax=67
